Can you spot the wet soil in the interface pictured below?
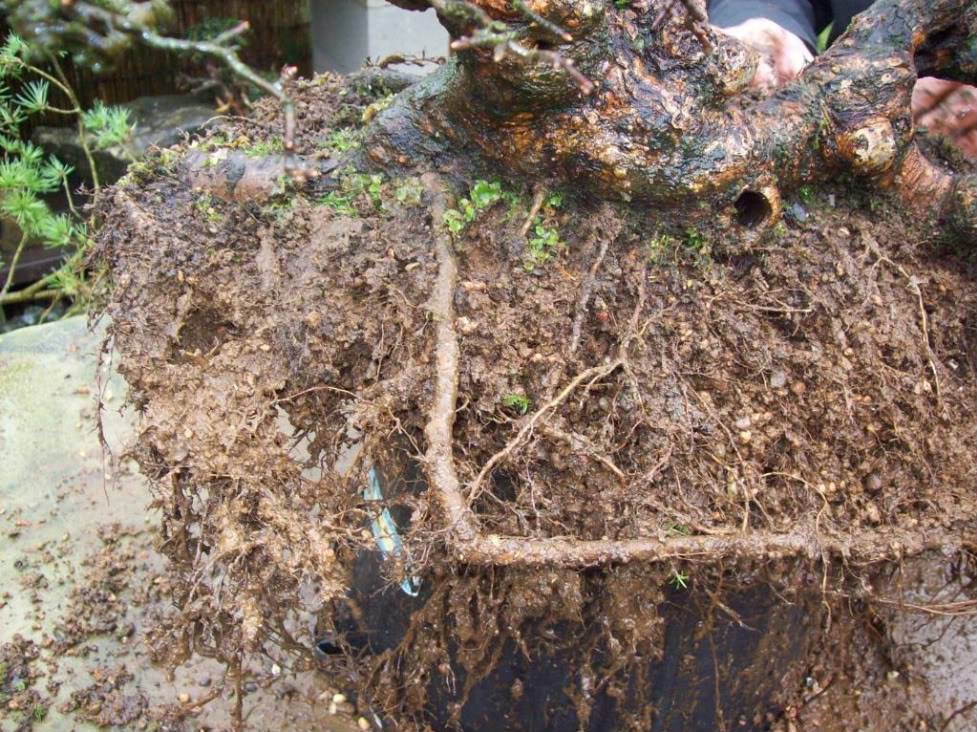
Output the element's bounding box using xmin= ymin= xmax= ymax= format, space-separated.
xmin=0 ymin=318 xmax=363 ymax=732
xmin=90 ymin=74 xmax=977 ymax=729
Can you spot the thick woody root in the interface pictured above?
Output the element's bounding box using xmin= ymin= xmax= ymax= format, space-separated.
xmin=373 ymin=0 xmax=977 ymax=239
xmin=420 ymin=176 xmax=974 ymax=568
xmin=184 ymin=150 xmax=336 ymax=204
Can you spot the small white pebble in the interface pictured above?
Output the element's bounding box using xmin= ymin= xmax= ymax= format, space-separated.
xmin=358 ymin=717 xmax=371 ymax=731
xmin=271 ymin=663 xmax=281 ymax=676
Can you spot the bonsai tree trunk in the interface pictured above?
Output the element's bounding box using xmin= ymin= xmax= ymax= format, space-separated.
xmin=366 ymin=0 xmax=976 ymax=237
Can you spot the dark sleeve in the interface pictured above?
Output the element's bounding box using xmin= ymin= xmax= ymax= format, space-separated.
xmin=827 ymin=0 xmax=875 ymax=44
xmin=708 ymin=0 xmax=819 ymax=51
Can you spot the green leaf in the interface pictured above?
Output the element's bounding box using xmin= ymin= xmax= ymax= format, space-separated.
xmin=0 ymin=104 xmax=26 ymax=136
xmin=1 ymin=35 xmax=28 ymax=60
xmin=42 ymin=156 xmax=74 ymax=185
xmin=0 ymin=35 xmax=28 ymax=74
xmin=469 ymin=180 xmax=503 ymax=211
xmin=38 ymin=213 xmax=76 ymax=248
xmin=1 ymin=188 xmax=50 ymax=234
xmin=13 ymin=79 xmax=49 ymax=114
xmin=443 ymin=208 xmax=465 ymax=234
xmin=668 ymin=570 xmax=690 ymax=590
xmin=82 ymin=102 xmax=134 ymax=150
xmin=0 ymin=157 xmax=55 ymax=194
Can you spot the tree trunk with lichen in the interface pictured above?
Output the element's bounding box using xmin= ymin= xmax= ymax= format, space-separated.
xmin=364 ymin=0 xmax=976 ymax=239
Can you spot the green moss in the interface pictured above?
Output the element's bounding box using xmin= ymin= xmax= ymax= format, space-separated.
xmin=193 ymin=192 xmax=223 ymax=223
xmin=245 ymin=137 xmax=285 ymax=157
xmin=502 ymin=393 xmax=531 ymax=414
xmin=318 ymin=127 xmax=362 ymax=154
xmin=393 ymin=177 xmax=424 ymax=206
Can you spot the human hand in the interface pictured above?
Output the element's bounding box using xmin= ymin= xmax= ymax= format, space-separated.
xmin=912 ymin=78 xmax=977 ymax=160
xmin=714 ymin=18 xmax=813 ymax=94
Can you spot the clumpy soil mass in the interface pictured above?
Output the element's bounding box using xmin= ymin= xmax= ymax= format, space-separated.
xmin=93 ymin=74 xmax=977 ymax=729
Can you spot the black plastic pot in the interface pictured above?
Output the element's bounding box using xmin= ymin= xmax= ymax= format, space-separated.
xmin=321 ymin=466 xmax=814 ymax=731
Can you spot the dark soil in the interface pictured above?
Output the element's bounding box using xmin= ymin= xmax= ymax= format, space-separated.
xmin=92 ymin=73 xmax=977 ymax=729
xmin=1 ymin=636 xmax=48 ymax=731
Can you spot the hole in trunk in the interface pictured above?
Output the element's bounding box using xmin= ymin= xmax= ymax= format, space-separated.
xmin=734 ymin=190 xmax=772 ymax=228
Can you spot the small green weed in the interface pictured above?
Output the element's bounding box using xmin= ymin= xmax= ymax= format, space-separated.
xmin=648 ymin=233 xmax=676 ymax=264
xmin=798 ymin=185 xmax=814 ymax=204
xmin=443 ymin=179 xmax=504 ymax=235
xmin=683 ymin=227 xmax=712 ymax=268
xmin=525 ymin=222 xmax=562 ymax=270
xmin=394 ymin=177 xmax=424 ymax=206
xmin=318 ymin=169 xmax=385 ymax=215
xmin=502 ymin=393 xmax=531 ymax=415
xmin=194 ymin=192 xmax=222 ymax=223
xmin=545 ymin=192 xmax=562 ymax=209
xmin=668 ymin=570 xmax=690 ymax=590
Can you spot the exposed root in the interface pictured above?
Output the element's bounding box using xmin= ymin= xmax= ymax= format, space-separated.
xmin=518 ymin=186 xmax=547 ymax=239
xmin=467 ymin=357 xmax=625 ymax=506
xmin=863 ymin=233 xmax=944 ymax=410
xmin=420 ymin=175 xmax=971 ymax=568
xmin=538 ymin=424 xmax=626 ymax=483
xmin=186 ymin=151 xmax=336 ymax=203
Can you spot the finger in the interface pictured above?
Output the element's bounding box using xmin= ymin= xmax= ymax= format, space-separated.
xmin=771 ymin=31 xmax=813 ymax=85
xmin=912 ymin=77 xmax=964 ymax=121
xmin=752 ymin=59 xmax=776 ymax=94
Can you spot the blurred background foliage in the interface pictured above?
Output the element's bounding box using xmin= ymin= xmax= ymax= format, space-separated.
xmin=0 ymin=0 xmax=311 ymax=330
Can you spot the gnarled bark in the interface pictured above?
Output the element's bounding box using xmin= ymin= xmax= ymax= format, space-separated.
xmin=367 ymin=0 xmax=976 ymax=236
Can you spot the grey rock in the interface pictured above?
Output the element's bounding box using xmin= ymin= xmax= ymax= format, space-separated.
xmin=32 ymin=90 xmax=218 ymax=186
